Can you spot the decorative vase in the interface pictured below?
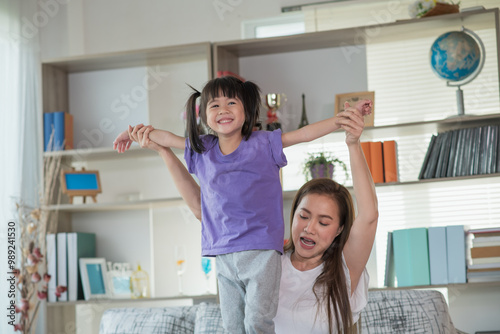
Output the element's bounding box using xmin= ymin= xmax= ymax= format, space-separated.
xmin=422 ymin=2 xmax=459 ymax=17
xmin=310 ymin=164 xmax=334 ymax=179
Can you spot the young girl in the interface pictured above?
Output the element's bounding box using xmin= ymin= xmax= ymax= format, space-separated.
xmin=113 ymin=76 xmax=372 ymax=333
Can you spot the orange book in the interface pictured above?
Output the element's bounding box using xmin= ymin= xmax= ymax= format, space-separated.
xmin=471 ymin=246 xmax=500 ymax=258
xmin=383 ymin=140 xmax=398 ymax=183
xmin=369 ymin=141 xmax=384 ymax=184
xmin=64 ymin=112 xmax=74 ymax=150
xmin=360 ymin=141 xmax=373 ymax=177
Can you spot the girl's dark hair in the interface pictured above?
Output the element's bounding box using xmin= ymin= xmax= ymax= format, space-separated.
xmin=186 ymin=76 xmax=261 ymax=153
xmin=284 ymin=178 xmax=356 ymax=334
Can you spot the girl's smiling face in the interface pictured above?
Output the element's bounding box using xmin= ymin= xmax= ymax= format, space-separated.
xmin=206 ymin=95 xmax=245 ymax=139
xmin=291 ymin=193 xmax=343 ymax=268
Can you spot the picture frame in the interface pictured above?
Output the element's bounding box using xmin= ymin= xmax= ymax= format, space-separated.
xmin=335 ymin=91 xmax=375 ymax=127
xmin=106 ymin=262 xmax=133 ymax=299
xmin=60 ymin=167 xmax=102 ymax=204
xmin=79 ymin=258 xmax=111 ymax=300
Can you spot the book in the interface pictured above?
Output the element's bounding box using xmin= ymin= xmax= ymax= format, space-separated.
xmin=424 ymin=133 xmax=443 ymax=179
xmin=467 ymin=267 xmax=500 ymax=273
xmin=446 ymin=225 xmax=467 ymax=283
xmin=392 ymin=227 xmax=430 ymax=287
xmin=67 ymin=232 xmax=96 ymax=301
xmin=472 ymin=235 xmax=500 ymax=247
xmin=478 ymin=125 xmax=488 ymax=175
xmin=46 ymin=233 xmax=57 ymax=302
xmin=65 ymin=112 xmax=74 ymax=150
xmin=468 ymin=227 xmax=500 ymax=236
xmin=470 ymin=126 xmax=481 ymax=175
xmin=384 ymin=231 xmax=395 ymax=287
xmin=360 ymin=142 xmax=373 ymax=177
xmin=43 ymin=112 xmax=55 ymax=151
xmin=470 ymin=256 xmax=500 ymax=265
xmin=494 ymin=125 xmax=499 ymax=173
xmin=369 ymin=141 xmax=384 ymax=183
xmin=419 ymin=134 xmax=436 ymax=180
xmin=446 ymin=129 xmax=459 ymax=177
xmin=53 ymin=111 xmax=66 ymax=151
xmin=56 ymin=232 xmax=68 ymax=301
xmin=428 ymin=226 xmax=448 ymax=285
xmin=468 ymin=262 xmax=500 ymax=270
xmin=461 ymin=127 xmax=473 ymax=176
xmin=383 ymin=140 xmax=398 ymax=183
xmin=452 ymin=128 xmax=466 ymax=177
xmin=434 ymin=131 xmax=450 ymax=178
xmin=470 ymin=246 xmax=500 ymax=258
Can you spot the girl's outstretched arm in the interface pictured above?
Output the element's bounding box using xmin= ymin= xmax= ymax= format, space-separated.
xmin=134 ymin=126 xmax=201 ymax=220
xmin=338 ymin=103 xmax=378 ymax=295
xmin=281 ymin=99 xmax=372 ymax=148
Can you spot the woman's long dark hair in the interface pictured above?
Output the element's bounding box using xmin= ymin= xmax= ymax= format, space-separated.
xmin=186 ymin=76 xmax=261 ymax=153
xmin=284 ymin=178 xmax=356 ymax=334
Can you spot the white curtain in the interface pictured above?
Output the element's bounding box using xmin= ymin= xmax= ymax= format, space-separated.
xmin=0 ymin=0 xmax=42 ymax=333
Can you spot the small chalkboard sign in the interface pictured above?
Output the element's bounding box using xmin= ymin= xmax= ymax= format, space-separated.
xmin=61 ymin=168 xmax=102 ymax=204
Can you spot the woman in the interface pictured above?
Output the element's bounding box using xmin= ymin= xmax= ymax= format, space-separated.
xmin=274 ymin=102 xmax=378 ymax=333
xmin=124 ymin=102 xmax=378 ymax=333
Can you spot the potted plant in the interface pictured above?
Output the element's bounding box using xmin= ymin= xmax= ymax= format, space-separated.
xmin=303 ymin=152 xmax=348 ymax=181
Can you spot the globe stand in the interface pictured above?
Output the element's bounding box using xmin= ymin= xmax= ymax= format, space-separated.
xmin=444 ymin=27 xmax=486 ymax=117
xmin=456 ymin=86 xmax=465 ymax=117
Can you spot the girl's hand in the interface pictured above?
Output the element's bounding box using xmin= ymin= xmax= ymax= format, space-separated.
xmin=353 ymin=99 xmax=373 ymax=116
xmin=113 ymin=129 xmax=133 ymax=153
xmin=336 ymin=102 xmax=365 ymax=145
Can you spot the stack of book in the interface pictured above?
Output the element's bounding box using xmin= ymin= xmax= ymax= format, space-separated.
xmin=361 ymin=140 xmax=399 ymax=184
xmin=46 ymin=232 xmax=96 ymax=302
xmin=43 ymin=111 xmax=74 ymax=151
xmin=467 ymin=227 xmax=500 ymax=283
xmin=419 ymin=125 xmax=499 ymax=180
xmin=385 ymin=225 xmax=467 ymax=287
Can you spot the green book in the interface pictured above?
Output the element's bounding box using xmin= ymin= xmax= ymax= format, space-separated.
xmin=392 ymin=227 xmax=430 ymax=287
xmin=67 ymin=232 xmax=96 ymax=301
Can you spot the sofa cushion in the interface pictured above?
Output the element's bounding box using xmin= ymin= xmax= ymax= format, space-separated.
xmin=99 ymin=306 xmax=198 ymax=334
xmin=361 ymin=289 xmax=458 ymax=333
xmin=194 ymin=302 xmax=229 ymax=334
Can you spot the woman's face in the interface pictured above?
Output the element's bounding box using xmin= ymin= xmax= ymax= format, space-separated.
xmin=291 ymin=193 xmax=342 ymax=266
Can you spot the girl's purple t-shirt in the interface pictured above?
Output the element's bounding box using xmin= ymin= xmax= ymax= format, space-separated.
xmin=184 ymin=130 xmax=287 ymax=256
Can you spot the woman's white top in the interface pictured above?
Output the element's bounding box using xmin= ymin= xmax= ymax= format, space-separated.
xmin=274 ymin=251 xmax=369 ymax=334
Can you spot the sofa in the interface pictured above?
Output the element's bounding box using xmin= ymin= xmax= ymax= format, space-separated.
xmin=99 ymin=289 xmax=465 ymax=334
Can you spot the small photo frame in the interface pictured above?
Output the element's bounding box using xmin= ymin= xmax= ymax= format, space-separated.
xmin=335 ymin=91 xmax=375 ymax=127
xmin=106 ymin=262 xmax=133 ymax=299
xmin=60 ymin=168 xmax=102 ymax=204
xmin=79 ymin=258 xmax=110 ymax=300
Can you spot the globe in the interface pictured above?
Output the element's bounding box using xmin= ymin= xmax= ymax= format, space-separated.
xmin=429 ymin=31 xmax=481 ymax=83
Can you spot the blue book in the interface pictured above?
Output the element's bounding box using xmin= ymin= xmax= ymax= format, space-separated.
xmin=446 ymin=225 xmax=467 ymax=283
xmin=43 ymin=112 xmax=54 ymax=151
xmin=428 ymin=226 xmax=448 ymax=285
xmin=53 ymin=111 xmax=65 ymax=151
xmin=392 ymin=227 xmax=430 ymax=287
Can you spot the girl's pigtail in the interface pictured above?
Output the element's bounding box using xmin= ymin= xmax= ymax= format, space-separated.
xmin=241 ymin=80 xmax=261 ymax=139
xmin=186 ymin=86 xmax=204 ymax=153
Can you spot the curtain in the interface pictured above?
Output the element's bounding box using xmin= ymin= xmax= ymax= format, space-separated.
xmin=0 ymin=0 xmax=42 ymax=333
